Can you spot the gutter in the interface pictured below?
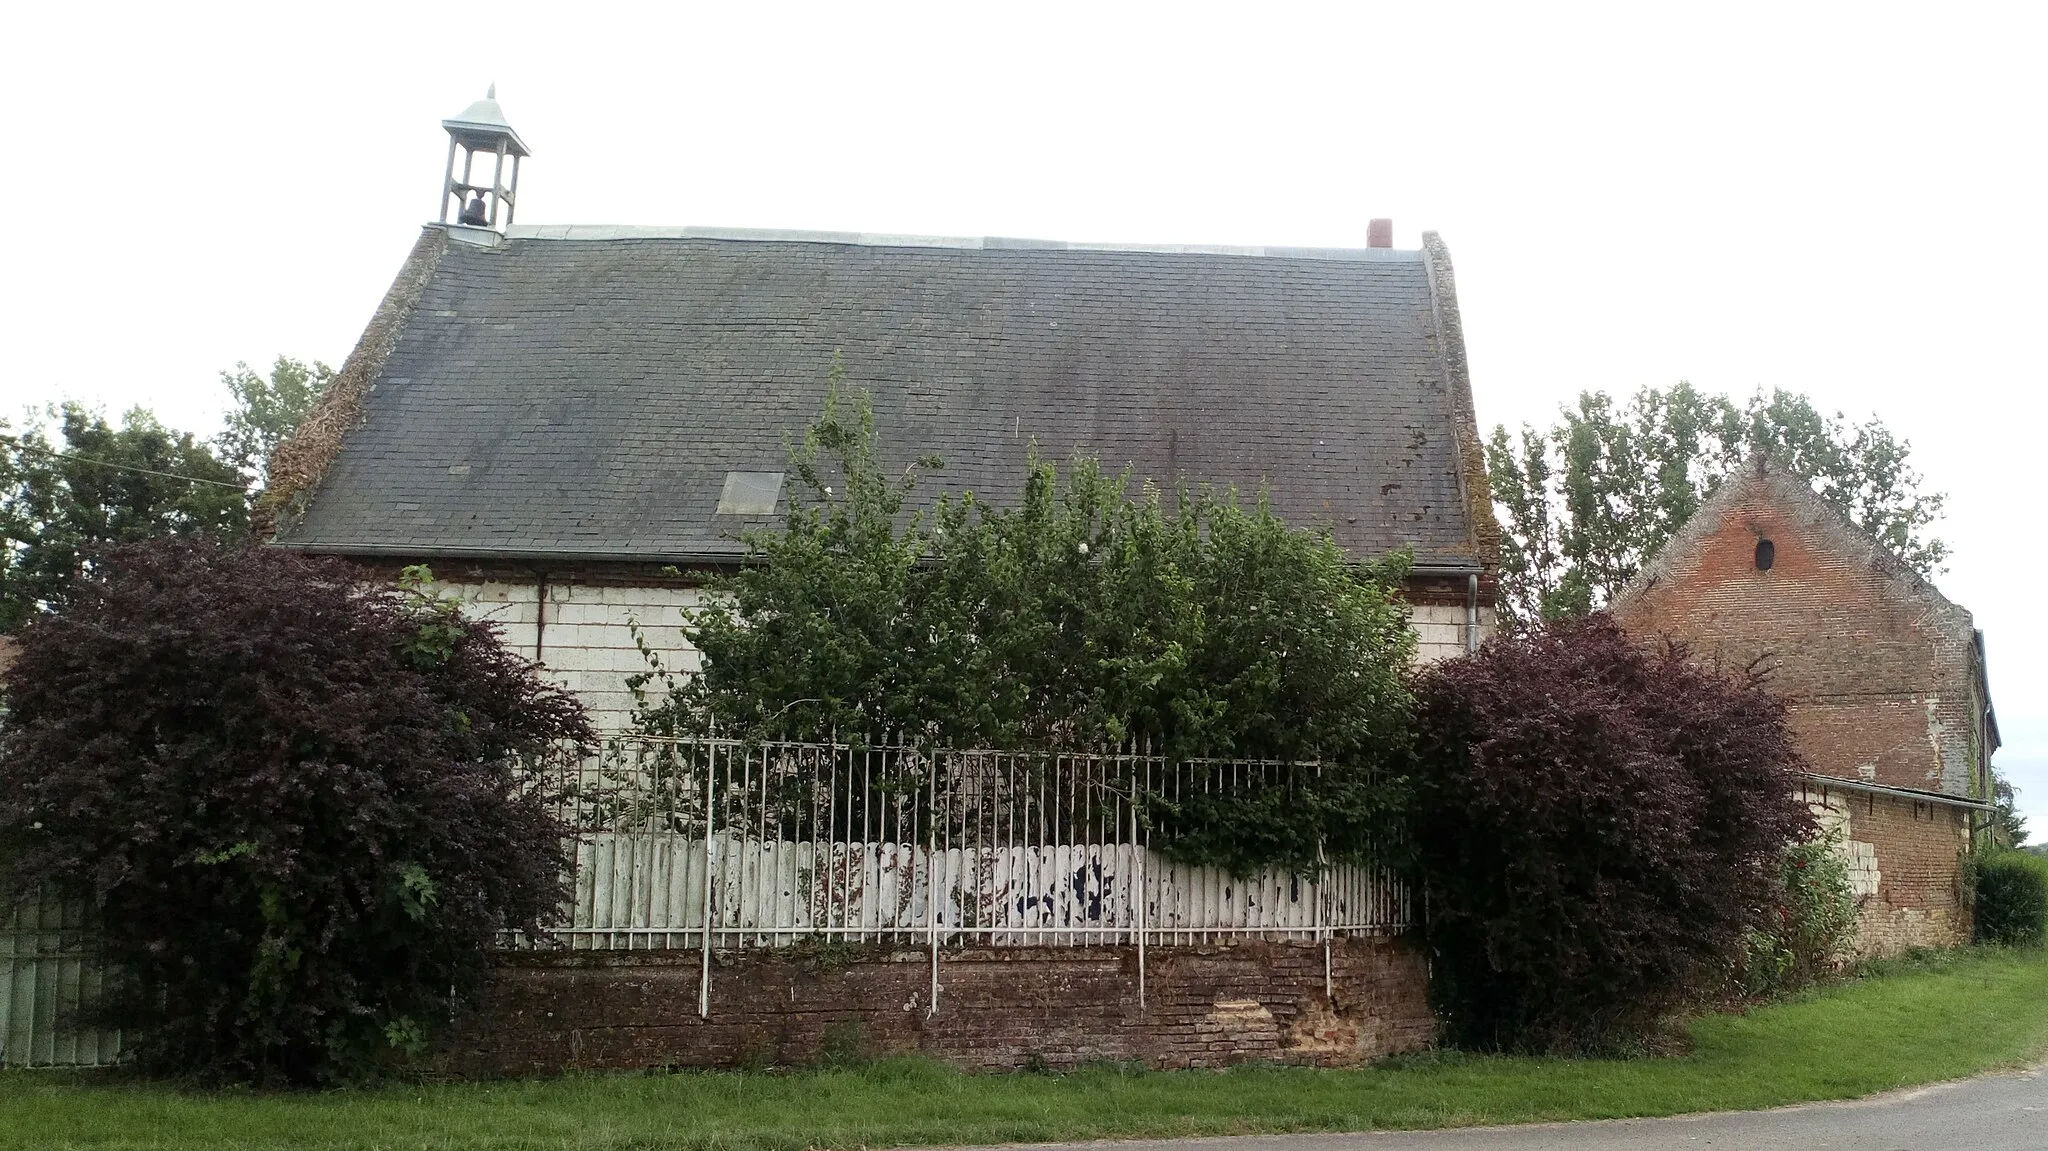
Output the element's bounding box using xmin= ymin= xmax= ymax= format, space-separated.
xmin=284 ymin=541 xmax=1495 ymax=576
xmin=1797 ymin=772 xmax=1993 ymax=812
xmin=272 ymin=541 xmax=749 ymax=566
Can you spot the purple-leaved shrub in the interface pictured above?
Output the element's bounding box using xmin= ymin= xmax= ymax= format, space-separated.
xmin=0 ymin=539 xmax=592 ymax=1083
xmin=1411 ymin=613 xmax=1813 ymax=1052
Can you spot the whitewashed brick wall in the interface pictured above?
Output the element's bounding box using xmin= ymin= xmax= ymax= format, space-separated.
xmin=1810 ymin=794 xmax=1883 ymax=899
xmin=1411 ymin=603 xmax=1493 ymax=664
xmin=442 ymin=582 xmax=705 ymax=732
xmin=439 ymin=582 xmax=1490 ymax=732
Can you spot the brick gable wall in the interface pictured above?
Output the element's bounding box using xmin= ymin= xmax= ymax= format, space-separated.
xmin=1612 ymin=471 xmax=1984 ymax=954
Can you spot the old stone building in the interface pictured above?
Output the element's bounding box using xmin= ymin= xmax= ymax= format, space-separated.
xmin=247 ymin=91 xmax=1502 ymax=1071
xmin=1610 ymin=458 xmax=1998 ymax=955
xmin=265 ymin=85 xmax=1502 ymax=718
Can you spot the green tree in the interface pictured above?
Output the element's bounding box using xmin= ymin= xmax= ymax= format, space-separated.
xmin=631 ymin=366 xmax=1417 ymax=875
xmin=216 ymin=356 xmax=331 ymax=484
xmin=0 ymin=405 xmax=248 ymax=632
xmin=642 ymin=377 xmax=1414 ymax=761
xmin=1992 ymin=775 xmax=2028 ymax=849
xmin=1486 ymin=383 xmax=1947 ymax=626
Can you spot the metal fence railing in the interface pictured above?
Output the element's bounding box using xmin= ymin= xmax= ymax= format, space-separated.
xmin=533 ymin=737 xmax=1410 ymax=1015
xmin=535 ymin=737 xmax=1410 ymax=950
xmin=3 ymin=738 xmax=1414 ymax=1060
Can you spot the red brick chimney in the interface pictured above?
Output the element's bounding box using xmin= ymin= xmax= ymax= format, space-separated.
xmin=1367 ymin=218 xmax=1393 ymax=248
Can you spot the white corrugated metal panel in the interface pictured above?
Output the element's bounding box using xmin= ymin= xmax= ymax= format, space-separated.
xmin=546 ymin=832 xmax=1405 ymax=950
xmin=0 ymin=892 xmax=121 ymax=1067
xmin=530 ymin=739 xmax=1412 ymax=951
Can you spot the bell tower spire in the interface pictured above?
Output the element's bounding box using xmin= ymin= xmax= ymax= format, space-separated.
xmin=438 ymin=85 xmax=530 ymax=230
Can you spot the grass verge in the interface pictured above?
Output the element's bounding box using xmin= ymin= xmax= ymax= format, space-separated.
xmin=5 ymin=946 xmax=2047 ymax=1151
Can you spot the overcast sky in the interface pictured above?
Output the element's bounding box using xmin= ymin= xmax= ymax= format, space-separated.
xmin=4 ymin=2 xmax=2041 ymax=825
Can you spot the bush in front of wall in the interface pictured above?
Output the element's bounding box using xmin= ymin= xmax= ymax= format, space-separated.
xmin=1410 ymin=614 xmax=1815 ymax=1053
xmin=1973 ymin=850 xmax=2048 ymax=947
xmin=1740 ymin=827 xmax=1863 ymax=996
xmin=630 ymin=371 xmax=1419 ymax=879
xmin=0 ymin=539 xmax=593 ymax=1084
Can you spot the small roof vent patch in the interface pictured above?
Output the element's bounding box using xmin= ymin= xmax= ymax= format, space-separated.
xmin=716 ymin=471 xmax=785 ymax=515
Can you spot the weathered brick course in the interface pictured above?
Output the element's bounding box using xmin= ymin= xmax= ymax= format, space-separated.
xmin=442 ymin=939 xmax=1433 ymax=1075
xmin=1803 ymin=783 xmax=1972 ymax=952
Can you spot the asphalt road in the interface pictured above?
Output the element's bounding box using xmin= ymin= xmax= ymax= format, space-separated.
xmin=951 ymin=1065 xmax=2048 ymax=1151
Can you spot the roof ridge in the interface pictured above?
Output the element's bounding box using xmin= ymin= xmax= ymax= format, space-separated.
xmin=485 ymin=223 xmax=1423 ymax=262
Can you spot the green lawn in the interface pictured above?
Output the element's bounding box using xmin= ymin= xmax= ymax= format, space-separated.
xmin=6 ymin=947 xmax=2048 ymax=1151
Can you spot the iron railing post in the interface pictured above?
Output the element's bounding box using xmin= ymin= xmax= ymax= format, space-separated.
xmin=1318 ymin=839 xmax=1332 ymax=1001
xmin=699 ymin=745 xmax=715 ymax=1019
xmin=1132 ymin=782 xmax=1146 ymax=1010
xmin=927 ymin=750 xmax=941 ymax=1017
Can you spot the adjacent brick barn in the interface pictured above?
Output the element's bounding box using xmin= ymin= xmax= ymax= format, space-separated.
xmin=1610 ymin=458 xmax=1999 ymax=955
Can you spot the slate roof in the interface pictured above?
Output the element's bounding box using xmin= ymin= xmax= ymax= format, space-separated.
xmin=274 ymin=225 xmax=1494 ymax=568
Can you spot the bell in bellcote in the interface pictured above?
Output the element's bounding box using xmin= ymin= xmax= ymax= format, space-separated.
xmin=437 ymin=84 xmax=531 ymax=231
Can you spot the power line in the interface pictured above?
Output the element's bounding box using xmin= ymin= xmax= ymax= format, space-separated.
xmin=1 ymin=438 xmax=250 ymax=492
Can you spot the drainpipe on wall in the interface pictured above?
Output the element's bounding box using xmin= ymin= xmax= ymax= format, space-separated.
xmin=535 ymin=574 xmax=549 ymax=663
xmin=1465 ymin=573 xmax=1479 ymax=653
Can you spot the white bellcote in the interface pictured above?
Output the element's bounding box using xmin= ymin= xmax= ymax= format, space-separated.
xmin=438 ymin=85 xmax=530 ymax=230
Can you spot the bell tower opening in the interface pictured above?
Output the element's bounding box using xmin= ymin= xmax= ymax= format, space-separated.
xmin=438 ymin=84 xmax=530 ymax=231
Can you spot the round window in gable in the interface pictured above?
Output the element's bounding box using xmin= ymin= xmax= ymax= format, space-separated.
xmin=1755 ymin=539 xmax=1775 ymax=571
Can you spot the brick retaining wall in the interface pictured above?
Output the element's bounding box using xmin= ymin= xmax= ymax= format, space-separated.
xmin=442 ymin=938 xmax=1434 ymax=1075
